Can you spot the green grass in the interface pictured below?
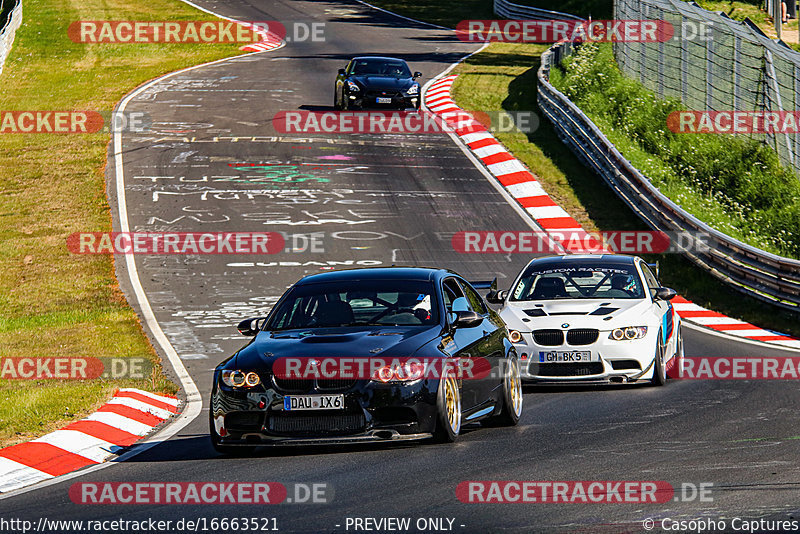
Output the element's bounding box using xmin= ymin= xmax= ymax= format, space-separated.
xmin=362 ymin=0 xmax=494 ymax=29
xmin=0 ymin=0 xmax=245 ymax=447
xmin=508 ymin=0 xmax=613 ymax=19
xmin=689 ymin=0 xmax=769 ymax=23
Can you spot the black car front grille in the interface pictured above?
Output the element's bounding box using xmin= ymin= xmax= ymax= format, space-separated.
xmin=267 ymin=413 xmax=366 ymax=436
xmin=272 ymin=376 xmax=313 ymax=394
xmin=316 ymin=378 xmax=358 ymax=392
xmin=536 ymin=362 xmax=604 ymax=377
xmin=566 ymin=328 xmax=599 ymax=345
xmin=272 ymin=376 xmax=357 ymax=393
xmin=365 ymin=90 xmax=401 ymax=99
xmin=533 ymin=329 xmax=564 ymax=346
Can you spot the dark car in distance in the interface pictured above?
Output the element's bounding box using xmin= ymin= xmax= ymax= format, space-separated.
xmin=334 ymin=56 xmax=422 ymax=110
xmin=210 ymin=267 xmax=523 ymax=452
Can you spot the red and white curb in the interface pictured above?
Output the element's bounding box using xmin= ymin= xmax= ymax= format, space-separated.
xmin=671 ymin=296 xmax=800 ymax=348
xmin=424 ymin=74 xmax=800 ymax=350
xmin=427 ymin=76 xmax=603 ymax=254
xmin=237 ymin=23 xmax=284 ymax=53
xmin=0 ymin=389 xmax=178 ymax=493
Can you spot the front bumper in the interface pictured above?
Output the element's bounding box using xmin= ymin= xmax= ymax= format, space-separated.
xmin=211 ymin=378 xmax=438 ymax=446
xmin=513 ymin=333 xmax=656 ymax=384
xmin=349 ymin=91 xmax=419 ymax=109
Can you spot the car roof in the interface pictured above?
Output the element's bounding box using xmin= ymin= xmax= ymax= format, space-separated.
xmin=349 ymin=56 xmax=409 ymax=63
xmin=527 ymin=254 xmax=638 ymax=268
xmin=295 ymin=266 xmax=453 ymax=285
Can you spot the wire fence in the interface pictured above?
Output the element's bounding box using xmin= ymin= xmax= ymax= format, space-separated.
xmin=614 ymin=0 xmax=800 ymax=177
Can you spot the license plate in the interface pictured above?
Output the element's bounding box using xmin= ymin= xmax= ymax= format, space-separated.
xmin=376 ymin=97 xmax=392 ymax=104
xmin=283 ymin=395 xmax=344 ymax=411
xmin=539 ymin=351 xmax=593 ymax=363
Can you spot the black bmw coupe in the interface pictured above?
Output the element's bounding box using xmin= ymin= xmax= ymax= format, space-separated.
xmin=333 ymin=56 xmax=422 ymax=110
xmin=210 ymin=267 xmax=522 ymax=452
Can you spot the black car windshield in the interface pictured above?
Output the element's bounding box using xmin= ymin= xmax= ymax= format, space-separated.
xmin=267 ymin=280 xmax=439 ymax=329
xmin=510 ymin=264 xmax=646 ymax=301
xmin=350 ymin=59 xmax=411 ymax=77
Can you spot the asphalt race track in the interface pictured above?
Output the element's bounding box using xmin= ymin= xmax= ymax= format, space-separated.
xmin=4 ymin=0 xmax=800 ymax=531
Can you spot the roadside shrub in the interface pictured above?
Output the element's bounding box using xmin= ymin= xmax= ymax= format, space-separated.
xmin=551 ymin=42 xmax=800 ymax=258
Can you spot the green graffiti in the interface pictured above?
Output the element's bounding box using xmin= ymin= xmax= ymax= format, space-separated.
xmin=222 ymin=164 xmax=330 ymax=183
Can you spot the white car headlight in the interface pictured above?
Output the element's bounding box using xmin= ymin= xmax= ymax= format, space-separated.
xmin=609 ymin=326 xmax=648 ymax=341
xmin=508 ymin=330 xmax=523 ymax=343
xmin=406 ymin=84 xmax=419 ymax=95
xmin=347 ymin=80 xmax=360 ymax=92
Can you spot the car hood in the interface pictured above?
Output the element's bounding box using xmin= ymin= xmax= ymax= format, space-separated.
xmin=499 ymin=298 xmax=652 ymax=331
xmin=350 ymin=75 xmax=414 ymax=92
xmin=233 ymin=325 xmax=443 ymax=368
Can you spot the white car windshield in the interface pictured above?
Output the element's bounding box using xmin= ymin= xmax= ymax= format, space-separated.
xmin=510 ymin=265 xmax=645 ymax=300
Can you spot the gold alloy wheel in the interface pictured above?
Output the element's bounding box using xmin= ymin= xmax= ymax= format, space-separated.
xmin=444 ymin=376 xmax=461 ymax=434
xmin=508 ymin=358 xmax=523 ymax=417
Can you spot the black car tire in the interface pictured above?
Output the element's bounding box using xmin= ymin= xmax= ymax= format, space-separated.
xmin=333 ymin=89 xmax=341 ymax=111
xmin=674 ymin=328 xmax=684 ymax=378
xmin=649 ymin=331 xmax=667 ymax=386
xmin=432 ymin=374 xmax=461 ymax=443
xmin=485 ymin=356 xmax=523 ymax=427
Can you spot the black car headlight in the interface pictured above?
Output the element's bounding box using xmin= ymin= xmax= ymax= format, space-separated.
xmin=406 ymin=84 xmax=419 ymax=95
xmin=370 ymin=361 xmax=425 ymax=383
xmin=347 ymin=80 xmax=360 ymax=92
xmin=221 ymin=369 xmax=261 ymax=387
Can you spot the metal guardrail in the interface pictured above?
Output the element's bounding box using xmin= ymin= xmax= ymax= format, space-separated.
xmin=0 ymin=0 xmax=22 ymax=76
xmin=494 ymin=0 xmax=800 ymax=311
xmin=494 ymin=0 xmax=583 ymax=22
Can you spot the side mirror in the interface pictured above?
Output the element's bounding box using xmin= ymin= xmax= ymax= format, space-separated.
xmin=413 ymin=71 xmax=422 ymax=79
xmin=654 ymin=287 xmax=677 ymax=301
xmin=237 ymin=317 xmax=266 ymax=336
xmin=338 ymin=68 xmax=346 ymax=75
xmin=451 ymin=310 xmax=483 ymax=329
xmin=486 ymin=289 xmax=508 ymax=304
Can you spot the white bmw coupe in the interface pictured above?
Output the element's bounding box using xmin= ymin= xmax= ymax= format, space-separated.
xmin=486 ymin=255 xmax=683 ymax=385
